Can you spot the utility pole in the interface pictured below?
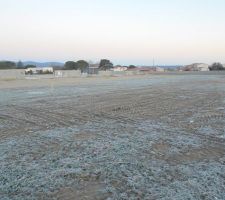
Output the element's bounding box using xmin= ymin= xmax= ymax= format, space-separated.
xmin=153 ymin=58 xmax=155 ymax=67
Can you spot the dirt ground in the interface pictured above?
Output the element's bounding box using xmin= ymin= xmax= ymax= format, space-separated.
xmin=0 ymin=74 xmax=225 ymax=200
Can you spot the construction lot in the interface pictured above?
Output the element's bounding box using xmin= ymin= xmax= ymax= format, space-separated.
xmin=0 ymin=74 xmax=225 ymax=200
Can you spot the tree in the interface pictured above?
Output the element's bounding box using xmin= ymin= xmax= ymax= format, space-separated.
xmin=64 ymin=61 xmax=78 ymax=70
xmin=17 ymin=60 xmax=24 ymax=69
xmin=209 ymin=62 xmax=225 ymax=71
xmin=0 ymin=61 xmax=16 ymax=69
xmin=128 ymin=65 xmax=136 ymax=69
xmin=99 ymin=59 xmax=113 ymax=70
xmin=76 ymin=60 xmax=89 ymax=73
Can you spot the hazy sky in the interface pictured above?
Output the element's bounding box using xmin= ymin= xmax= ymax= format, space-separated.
xmin=1 ymin=0 xmax=225 ymax=65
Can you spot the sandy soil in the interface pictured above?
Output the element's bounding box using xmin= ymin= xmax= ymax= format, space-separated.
xmin=0 ymin=75 xmax=152 ymax=89
xmin=0 ymin=74 xmax=225 ymax=199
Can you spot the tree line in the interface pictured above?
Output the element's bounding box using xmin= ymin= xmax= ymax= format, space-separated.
xmin=1 ymin=60 xmax=224 ymax=71
xmin=64 ymin=59 xmax=136 ymax=71
xmin=0 ymin=59 xmax=137 ymax=71
xmin=64 ymin=59 xmax=114 ymax=71
xmin=0 ymin=61 xmax=36 ymax=70
xmin=0 ymin=59 xmax=114 ymax=71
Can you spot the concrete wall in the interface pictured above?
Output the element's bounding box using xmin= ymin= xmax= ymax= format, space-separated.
xmin=98 ymin=71 xmax=113 ymax=76
xmin=154 ymin=71 xmax=225 ymax=75
xmin=1 ymin=69 xmax=223 ymax=81
xmin=25 ymin=74 xmax=55 ymax=79
xmin=125 ymin=71 xmax=146 ymax=75
xmin=98 ymin=70 xmax=148 ymax=77
xmin=54 ymin=70 xmax=148 ymax=78
xmin=0 ymin=69 xmax=25 ymax=80
xmin=54 ymin=70 xmax=81 ymax=78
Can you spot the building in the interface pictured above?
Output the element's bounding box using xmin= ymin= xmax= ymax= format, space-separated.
xmin=111 ymin=66 xmax=128 ymax=72
xmin=138 ymin=66 xmax=164 ymax=72
xmin=155 ymin=67 xmax=165 ymax=72
xmin=183 ymin=63 xmax=209 ymax=71
xmin=25 ymin=67 xmax=54 ymax=74
xmin=196 ymin=63 xmax=210 ymax=71
xmin=88 ymin=64 xmax=99 ymax=74
xmin=138 ymin=67 xmax=154 ymax=72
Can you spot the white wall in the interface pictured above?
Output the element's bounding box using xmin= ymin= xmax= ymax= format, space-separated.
xmin=0 ymin=69 xmax=25 ymax=80
xmin=98 ymin=70 xmax=147 ymax=77
xmin=54 ymin=70 xmax=81 ymax=78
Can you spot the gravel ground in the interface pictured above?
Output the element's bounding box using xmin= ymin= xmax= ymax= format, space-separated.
xmin=0 ymin=74 xmax=225 ymax=199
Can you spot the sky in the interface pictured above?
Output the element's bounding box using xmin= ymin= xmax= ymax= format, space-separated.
xmin=0 ymin=0 xmax=225 ymax=65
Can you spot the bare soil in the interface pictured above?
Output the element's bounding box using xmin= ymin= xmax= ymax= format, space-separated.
xmin=0 ymin=74 xmax=225 ymax=199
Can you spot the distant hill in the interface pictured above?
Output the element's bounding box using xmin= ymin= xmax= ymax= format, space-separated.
xmin=23 ymin=61 xmax=64 ymax=67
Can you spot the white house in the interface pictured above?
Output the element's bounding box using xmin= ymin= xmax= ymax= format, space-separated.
xmin=183 ymin=63 xmax=209 ymax=71
xmin=196 ymin=63 xmax=209 ymax=71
